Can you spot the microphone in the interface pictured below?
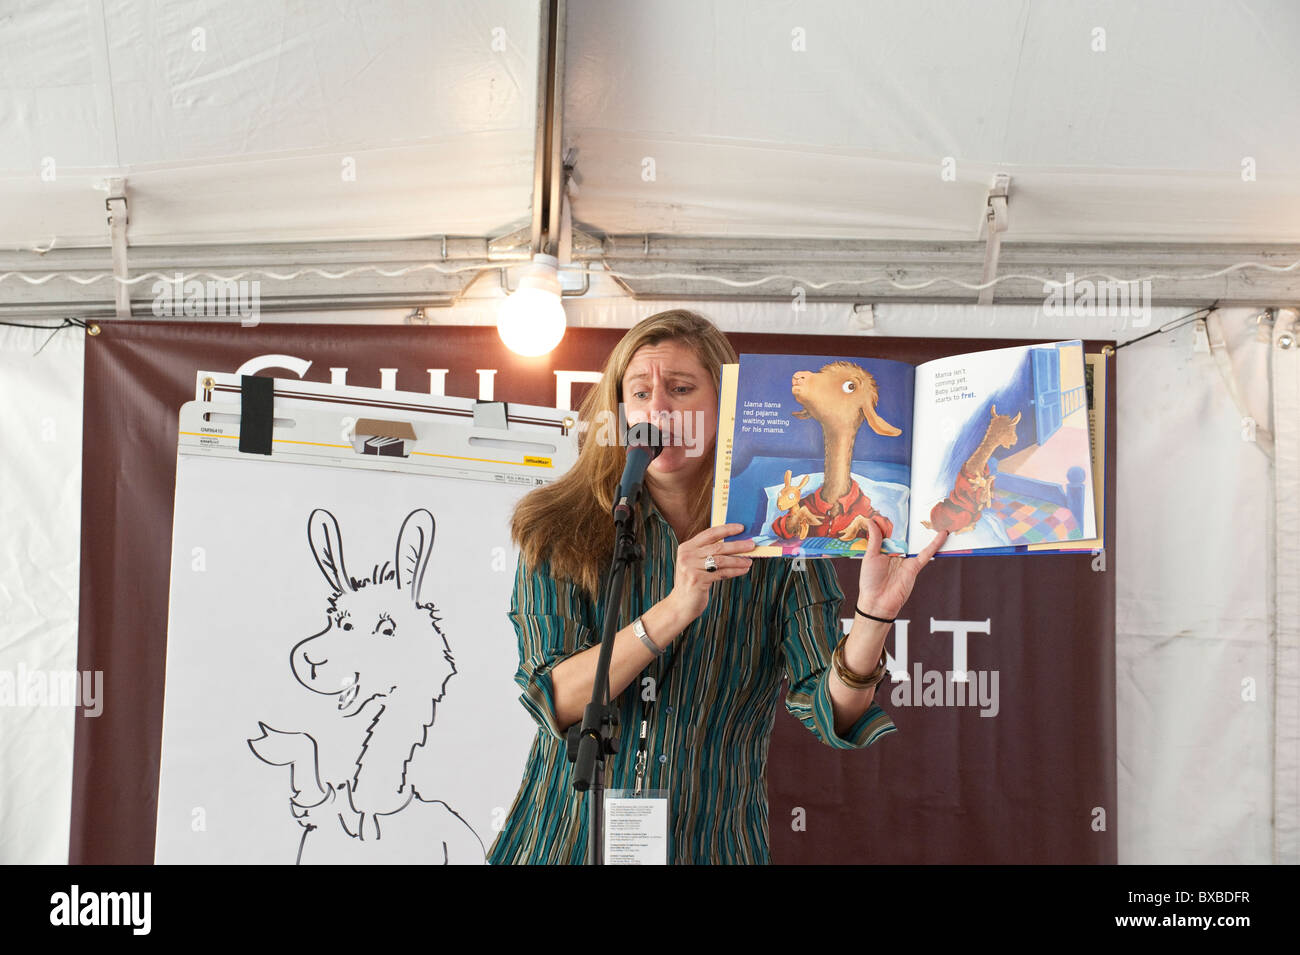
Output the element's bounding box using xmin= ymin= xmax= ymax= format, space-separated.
xmin=612 ymin=422 xmax=664 ymax=524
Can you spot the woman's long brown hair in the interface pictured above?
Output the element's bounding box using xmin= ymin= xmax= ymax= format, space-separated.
xmin=511 ymin=309 xmax=739 ymax=599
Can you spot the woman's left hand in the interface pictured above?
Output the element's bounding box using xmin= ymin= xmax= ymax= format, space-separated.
xmin=856 ymin=520 xmax=949 ymax=618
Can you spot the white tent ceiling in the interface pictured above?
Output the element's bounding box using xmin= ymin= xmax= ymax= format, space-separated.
xmin=565 ymin=0 xmax=1300 ymax=243
xmin=1 ymin=0 xmax=1298 ymax=312
xmin=0 ymin=0 xmax=540 ymax=247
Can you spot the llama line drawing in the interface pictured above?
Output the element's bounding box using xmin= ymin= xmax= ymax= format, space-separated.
xmin=248 ymin=507 xmax=485 ymax=864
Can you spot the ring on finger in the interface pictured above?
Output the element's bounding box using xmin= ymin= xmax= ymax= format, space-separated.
xmin=704 ymin=554 xmax=718 ymax=573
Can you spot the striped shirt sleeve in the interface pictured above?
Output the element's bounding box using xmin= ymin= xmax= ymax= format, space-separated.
xmin=506 ymin=554 xmax=598 ymax=741
xmin=780 ymin=558 xmax=898 ymax=750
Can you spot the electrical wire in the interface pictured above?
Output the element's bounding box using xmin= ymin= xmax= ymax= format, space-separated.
xmin=0 ymin=261 xmax=489 ymax=287
xmin=0 ymin=316 xmax=90 ymax=356
xmin=1109 ymin=305 xmax=1219 ymax=352
xmin=583 ymin=259 xmax=1300 ymax=292
xmin=0 ymin=257 xmax=1296 ymax=294
xmin=0 ymin=298 xmax=1235 ymax=359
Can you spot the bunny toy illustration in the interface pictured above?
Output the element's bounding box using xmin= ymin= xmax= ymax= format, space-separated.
xmin=774 ymin=470 xmax=825 ymax=539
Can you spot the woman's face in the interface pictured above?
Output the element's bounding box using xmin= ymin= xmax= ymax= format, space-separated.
xmin=620 ymin=338 xmax=718 ymax=481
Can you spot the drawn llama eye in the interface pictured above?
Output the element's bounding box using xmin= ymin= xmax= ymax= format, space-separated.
xmin=842 ymin=380 xmax=857 ymax=393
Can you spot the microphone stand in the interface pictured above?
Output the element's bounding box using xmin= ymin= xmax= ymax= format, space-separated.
xmin=566 ymin=493 xmax=644 ymax=865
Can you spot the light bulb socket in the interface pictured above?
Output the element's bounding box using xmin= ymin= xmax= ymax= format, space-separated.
xmin=516 ymin=254 xmax=561 ymax=297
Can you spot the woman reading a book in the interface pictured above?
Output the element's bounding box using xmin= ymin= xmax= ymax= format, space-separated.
xmin=488 ymin=309 xmax=947 ymax=864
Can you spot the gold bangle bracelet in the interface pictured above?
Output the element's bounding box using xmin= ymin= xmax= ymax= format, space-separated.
xmin=832 ymin=638 xmax=888 ymax=690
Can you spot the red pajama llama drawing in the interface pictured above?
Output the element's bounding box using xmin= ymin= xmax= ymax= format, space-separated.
xmin=922 ymin=405 xmax=1021 ymax=534
xmin=772 ymin=362 xmax=901 ymax=542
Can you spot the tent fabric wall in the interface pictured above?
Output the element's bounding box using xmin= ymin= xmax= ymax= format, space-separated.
xmin=1272 ymin=308 xmax=1300 ymax=864
xmin=1115 ymin=308 xmax=1277 ymax=863
xmin=0 ymin=323 xmax=83 ymax=864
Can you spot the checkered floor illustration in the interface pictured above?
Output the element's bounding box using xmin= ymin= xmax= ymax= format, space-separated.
xmin=988 ymin=491 xmax=1081 ymax=542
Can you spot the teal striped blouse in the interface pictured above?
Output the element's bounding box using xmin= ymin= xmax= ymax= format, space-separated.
xmin=488 ymin=499 xmax=897 ymax=865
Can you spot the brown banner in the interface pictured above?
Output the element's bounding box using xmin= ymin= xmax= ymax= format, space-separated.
xmin=74 ymin=321 xmax=1116 ymax=864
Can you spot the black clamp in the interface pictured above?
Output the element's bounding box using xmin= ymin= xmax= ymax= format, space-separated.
xmin=238 ymin=374 xmax=274 ymax=455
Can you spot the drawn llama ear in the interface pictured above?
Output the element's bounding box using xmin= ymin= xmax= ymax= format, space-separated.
xmin=1011 ymin=411 xmax=1022 ymax=425
xmin=783 ymin=469 xmax=793 ymax=485
xmin=395 ymin=509 xmax=436 ymax=602
xmin=797 ymin=474 xmax=809 ymax=490
xmin=308 ymin=509 xmax=350 ymax=593
xmin=991 ymin=404 xmax=998 ymax=416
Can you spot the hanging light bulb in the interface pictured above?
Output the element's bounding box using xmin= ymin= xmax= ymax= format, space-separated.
xmin=498 ymin=253 xmax=566 ymax=357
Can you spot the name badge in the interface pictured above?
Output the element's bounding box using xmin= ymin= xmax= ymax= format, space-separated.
xmin=603 ymin=789 xmax=669 ymax=865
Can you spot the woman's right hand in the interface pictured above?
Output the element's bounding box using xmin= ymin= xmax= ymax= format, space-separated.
xmin=666 ymin=523 xmax=754 ymax=623
xmin=549 ymin=523 xmax=754 ymax=730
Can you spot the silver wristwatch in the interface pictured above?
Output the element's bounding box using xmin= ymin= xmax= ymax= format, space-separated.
xmin=632 ymin=616 xmax=664 ymax=656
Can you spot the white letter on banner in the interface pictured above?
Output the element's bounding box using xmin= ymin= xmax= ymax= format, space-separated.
xmin=930 ymin=618 xmax=990 ymax=683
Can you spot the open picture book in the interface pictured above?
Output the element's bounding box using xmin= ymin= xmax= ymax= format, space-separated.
xmin=710 ymin=340 xmax=1102 ymax=557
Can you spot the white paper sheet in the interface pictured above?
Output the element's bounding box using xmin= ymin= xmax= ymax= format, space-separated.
xmin=155 ymin=454 xmax=539 ymax=863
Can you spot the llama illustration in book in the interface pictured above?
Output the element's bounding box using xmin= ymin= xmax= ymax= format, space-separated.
xmin=248 ymin=508 xmax=485 ymax=864
xmin=922 ymin=405 xmax=1021 ymax=534
xmin=771 ymin=362 xmax=901 ymax=541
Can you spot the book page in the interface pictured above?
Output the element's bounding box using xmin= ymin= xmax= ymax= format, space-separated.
xmin=713 ymin=353 xmax=915 ymax=557
xmin=909 ymin=341 xmax=1096 ymax=555
xmin=711 ymin=363 xmax=741 ymax=528
xmin=1028 ymin=351 xmax=1106 ymax=553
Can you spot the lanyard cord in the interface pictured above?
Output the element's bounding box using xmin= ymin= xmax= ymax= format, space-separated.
xmin=631 ymin=558 xmax=799 ymax=793
xmin=631 ymin=544 xmax=683 ymax=794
